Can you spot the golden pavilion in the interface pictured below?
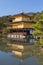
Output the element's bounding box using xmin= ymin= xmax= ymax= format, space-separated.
xmin=7 ymin=13 xmax=35 ymax=42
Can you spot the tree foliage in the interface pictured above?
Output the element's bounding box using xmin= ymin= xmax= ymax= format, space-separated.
xmin=33 ymin=11 xmax=43 ymax=45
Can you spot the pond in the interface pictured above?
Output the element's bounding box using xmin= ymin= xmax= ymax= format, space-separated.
xmin=0 ymin=37 xmax=43 ymax=65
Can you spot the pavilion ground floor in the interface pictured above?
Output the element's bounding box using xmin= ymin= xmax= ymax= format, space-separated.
xmin=7 ymin=28 xmax=34 ymax=43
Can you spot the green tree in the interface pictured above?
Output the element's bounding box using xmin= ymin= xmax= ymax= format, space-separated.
xmin=33 ymin=11 xmax=43 ymax=45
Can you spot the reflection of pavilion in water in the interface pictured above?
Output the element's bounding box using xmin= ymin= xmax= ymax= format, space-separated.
xmin=7 ymin=42 xmax=43 ymax=65
xmin=7 ymin=42 xmax=33 ymax=60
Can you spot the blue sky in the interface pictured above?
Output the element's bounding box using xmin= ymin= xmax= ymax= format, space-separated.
xmin=0 ymin=0 xmax=43 ymax=16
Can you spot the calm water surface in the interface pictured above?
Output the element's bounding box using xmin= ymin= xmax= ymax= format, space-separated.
xmin=0 ymin=51 xmax=40 ymax=65
xmin=0 ymin=38 xmax=43 ymax=65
